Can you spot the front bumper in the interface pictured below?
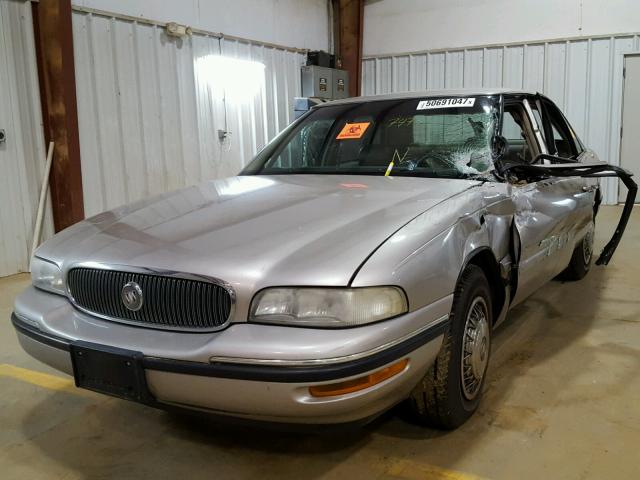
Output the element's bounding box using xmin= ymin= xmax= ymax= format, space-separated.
xmin=12 ymin=287 xmax=451 ymax=424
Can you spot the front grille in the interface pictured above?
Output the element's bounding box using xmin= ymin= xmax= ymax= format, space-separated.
xmin=67 ymin=268 xmax=232 ymax=331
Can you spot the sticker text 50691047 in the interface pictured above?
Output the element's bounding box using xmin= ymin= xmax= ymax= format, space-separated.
xmin=417 ymin=98 xmax=476 ymax=110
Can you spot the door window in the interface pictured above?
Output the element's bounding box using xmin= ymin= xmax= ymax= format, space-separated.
xmin=501 ymin=103 xmax=538 ymax=163
xmin=541 ymin=100 xmax=582 ymax=158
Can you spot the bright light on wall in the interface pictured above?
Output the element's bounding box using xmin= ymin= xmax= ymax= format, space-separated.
xmin=195 ymin=55 xmax=265 ymax=103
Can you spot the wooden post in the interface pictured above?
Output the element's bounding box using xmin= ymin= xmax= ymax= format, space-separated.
xmin=32 ymin=0 xmax=84 ymax=231
xmin=335 ymin=0 xmax=364 ymax=97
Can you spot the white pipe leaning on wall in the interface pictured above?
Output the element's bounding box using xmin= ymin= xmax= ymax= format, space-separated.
xmin=30 ymin=141 xmax=55 ymax=267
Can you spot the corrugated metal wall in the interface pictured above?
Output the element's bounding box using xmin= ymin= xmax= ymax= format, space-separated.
xmin=362 ymin=34 xmax=640 ymax=204
xmin=72 ymin=9 xmax=305 ymax=217
xmin=0 ymin=0 xmax=52 ymax=277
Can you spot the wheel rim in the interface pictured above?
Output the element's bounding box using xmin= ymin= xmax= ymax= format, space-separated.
xmin=582 ymin=227 xmax=594 ymax=265
xmin=461 ymin=297 xmax=490 ymax=401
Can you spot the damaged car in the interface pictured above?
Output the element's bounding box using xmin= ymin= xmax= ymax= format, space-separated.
xmin=12 ymin=89 xmax=636 ymax=429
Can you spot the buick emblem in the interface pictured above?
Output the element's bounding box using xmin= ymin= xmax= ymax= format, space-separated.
xmin=121 ymin=281 xmax=144 ymax=311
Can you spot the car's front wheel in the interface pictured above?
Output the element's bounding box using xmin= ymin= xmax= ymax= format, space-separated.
xmin=405 ymin=265 xmax=492 ymax=429
xmin=560 ymin=224 xmax=595 ymax=281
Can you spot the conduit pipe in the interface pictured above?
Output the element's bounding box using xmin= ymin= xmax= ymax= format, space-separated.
xmin=30 ymin=141 xmax=55 ymax=268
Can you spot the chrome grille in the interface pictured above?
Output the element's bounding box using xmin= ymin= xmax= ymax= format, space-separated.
xmin=67 ymin=268 xmax=232 ymax=331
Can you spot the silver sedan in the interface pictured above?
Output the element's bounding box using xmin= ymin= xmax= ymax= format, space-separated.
xmin=12 ymin=89 xmax=636 ymax=429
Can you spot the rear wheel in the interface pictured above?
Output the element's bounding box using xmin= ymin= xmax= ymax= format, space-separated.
xmin=560 ymin=224 xmax=594 ymax=281
xmin=405 ymin=265 xmax=492 ymax=429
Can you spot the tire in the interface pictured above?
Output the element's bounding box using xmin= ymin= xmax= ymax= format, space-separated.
xmin=560 ymin=224 xmax=594 ymax=281
xmin=405 ymin=265 xmax=492 ymax=429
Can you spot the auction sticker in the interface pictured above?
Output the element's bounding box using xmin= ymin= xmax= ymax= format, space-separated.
xmin=417 ymin=97 xmax=476 ymax=110
xmin=336 ymin=122 xmax=371 ymax=139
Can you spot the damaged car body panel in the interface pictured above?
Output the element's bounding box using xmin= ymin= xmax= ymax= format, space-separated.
xmin=508 ymin=175 xmax=596 ymax=305
xmin=11 ymin=88 xmax=636 ymax=428
xmin=353 ymin=90 xmax=636 ymax=326
xmin=351 ymin=182 xmax=515 ymax=325
xmin=502 ymin=159 xmax=637 ymax=266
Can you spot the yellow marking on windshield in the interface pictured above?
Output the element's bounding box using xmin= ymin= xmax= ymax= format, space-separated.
xmin=385 ymin=148 xmax=409 ymax=176
xmin=384 ymin=161 xmax=395 ymax=176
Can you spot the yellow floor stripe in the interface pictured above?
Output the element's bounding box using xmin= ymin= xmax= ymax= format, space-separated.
xmin=385 ymin=458 xmax=489 ymax=480
xmin=1 ymin=367 xmax=486 ymax=479
xmin=0 ymin=363 xmax=78 ymax=394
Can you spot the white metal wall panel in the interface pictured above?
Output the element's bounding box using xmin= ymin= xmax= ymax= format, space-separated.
xmin=0 ymin=0 xmax=51 ymax=277
xmin=463 ymin=49 xmax=483 ymax=88
xmin=190 ymin=34 xmax=223 ymax=184
xmin=376 ymin=57 xmax=392 ymax=94
xmin=565 ymin=41 xmax=589 ymax=137
xmin=503 ymin=46 xmax=524 ymax=89
xmin=544 ymin=42 xmax=567 ymax=107
xmin=362 ymin=33 xmax=640 ymax=204
xmin=392 ymin=56 xmax=410 ymax=92
xmin=218 ymin=38 xmax=305 ymax=171
xmin=73 ymin=10 xmax=305 ymax=217
xmin=361 ymin=59 xmax=376 ymax=95
xmin=410 ymin=54 xmax=427 ymax=91
xmin=427 ymin=53 xmax=445 ymax=89
xmin=445 ymin=51 xmax=464 ymax=88
xmin=522 ymin=44 xmax=545 ymax=92
xmin=482 ymin=48 xmax=503 ymax=88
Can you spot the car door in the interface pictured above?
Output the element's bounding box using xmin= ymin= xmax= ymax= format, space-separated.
xmin=509 ymin=97 xmax=594 ymax=306
xmin=537 ymin=97 xmax=597 ymax=276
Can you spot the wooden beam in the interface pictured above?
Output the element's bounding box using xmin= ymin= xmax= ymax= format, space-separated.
xmin=335 ymin=0 xmax=364 ymax=97
xmin=32 ymin=0 xmax=84 ymax=232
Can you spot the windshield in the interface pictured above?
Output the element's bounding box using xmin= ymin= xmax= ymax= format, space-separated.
xmin=242 ymin=95 xmax=499 ymax=179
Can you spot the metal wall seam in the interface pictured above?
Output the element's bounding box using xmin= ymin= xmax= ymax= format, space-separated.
xmin=73 ymin=10 xmax=305 ymax=217
xmin=362 ymin=33 xmax=640 ymax=204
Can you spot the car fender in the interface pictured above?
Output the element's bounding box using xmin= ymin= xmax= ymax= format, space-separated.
xmin=350 ymin=183 xmax=516 ymax=315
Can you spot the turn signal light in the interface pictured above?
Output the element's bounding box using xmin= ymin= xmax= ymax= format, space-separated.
xmin=309 ymin=358 xmax=409 ymax=398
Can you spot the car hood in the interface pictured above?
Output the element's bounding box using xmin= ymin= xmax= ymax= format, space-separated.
xmin=40 ymin=174 xmax=478 ymax=293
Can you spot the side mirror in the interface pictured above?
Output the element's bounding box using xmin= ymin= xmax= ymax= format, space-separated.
xmin=491 ymin=135 xmax=508 ymax=159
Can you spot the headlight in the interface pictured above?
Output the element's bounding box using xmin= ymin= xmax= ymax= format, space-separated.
xmin=31 ymin=257 xmax=65 ymax=295
xmin=249 ymin=287 xmax=408 ymax=327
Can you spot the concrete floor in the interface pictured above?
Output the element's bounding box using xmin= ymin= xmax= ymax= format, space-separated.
xmin=1 ymin=205 xmax=639 ymax=480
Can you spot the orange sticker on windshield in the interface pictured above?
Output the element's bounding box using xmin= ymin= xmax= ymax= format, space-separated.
xmin=336 ymin=122 xmax=370 ymax=139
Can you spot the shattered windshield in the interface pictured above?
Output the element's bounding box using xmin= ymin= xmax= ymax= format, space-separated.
xmin=243 ymin=96 xmax=499 ymax=179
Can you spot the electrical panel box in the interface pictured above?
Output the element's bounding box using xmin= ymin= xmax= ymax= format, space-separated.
xmin=332 ymin=69 xmax=349 ymax=99
xmin=301 ymin=65 xmax=333 ymax=99
xmin=301 ymin=65 xmax=349 ymax=100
